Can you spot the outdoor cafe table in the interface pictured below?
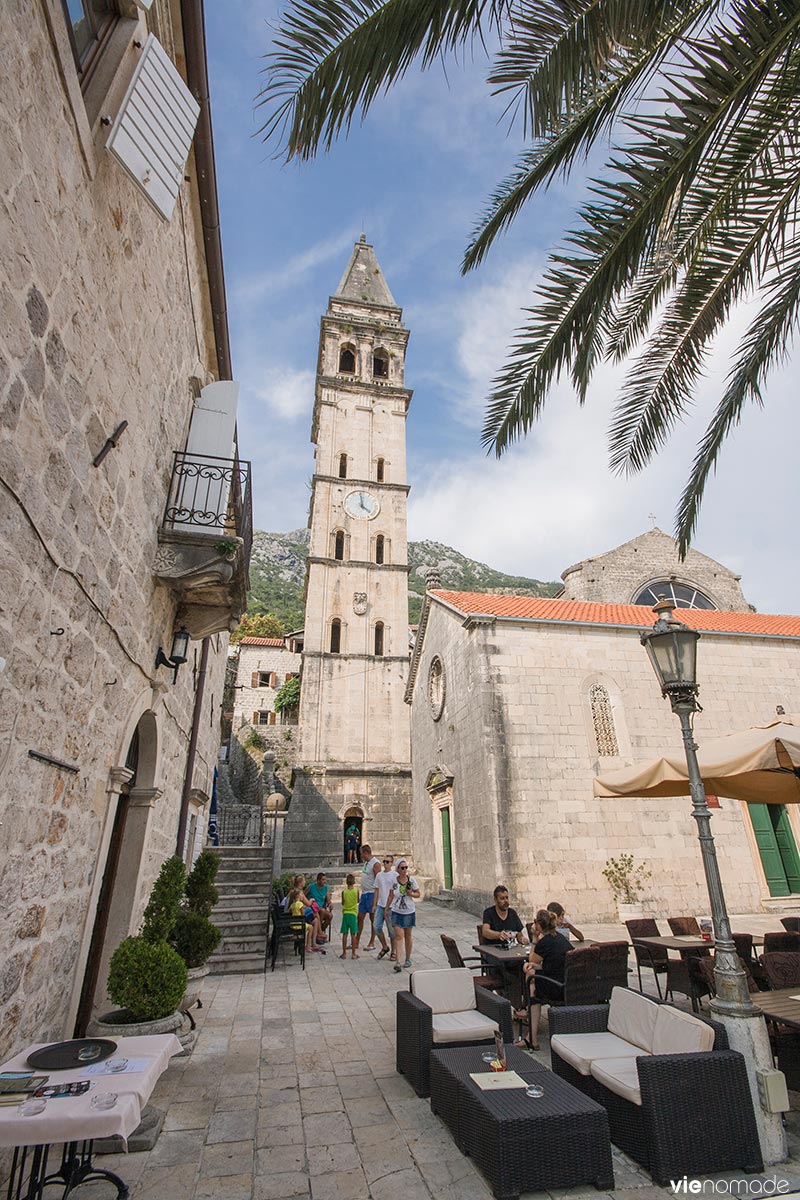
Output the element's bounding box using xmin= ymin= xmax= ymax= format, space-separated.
xmin=632 ymin=934 xmax=764 ymax=953
xmin=473 ymin=943 xmax=531 ymax=1008
xmin=0 ymin=1033 xmax=182 ymax=1199
xmin=750 ymin=988 xmax=800 ymax=1030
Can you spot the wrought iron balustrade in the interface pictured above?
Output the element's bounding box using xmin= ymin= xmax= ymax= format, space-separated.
xmin=218 ymin=803 xmax=269 ymax=846
xmin=162 ymin=451 xmax=252 ymax=570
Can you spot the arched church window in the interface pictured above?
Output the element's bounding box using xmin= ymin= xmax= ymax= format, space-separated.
xmin=633 ymin=580 xmax=715 ymax=610
xmin=376 ymin=458 xmax=385 ymax=483
xmin=338 ymin=345 xmax=356 ymax=373
xmin=375 ymin=535 xmax=385 ymax=565
xmin=334 ymin=530 xmax=345 ymax=561
xmin=374 ymin=622 xmax=384 ymax=657
xmin=590 ymin=683 xmax=619 ymax=757
xmin=338 ymin=453 xmax=347 ymax=479
xmin=373 ymin=350 xmax=389 ymax=379
xmin=330 ymin=619 xmax=342 ymax=654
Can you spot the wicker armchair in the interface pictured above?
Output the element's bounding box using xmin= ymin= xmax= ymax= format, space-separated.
xmin=780 ymin=917 xmax=800 ymax=933
xmin=549 ymin=1002 xmax=762 ymax=1185
xmin=762 ymin=951 xmax=800 ymax=990
xmin=596 ymin=941 xmax=630 ymax=1003
xmin=440 ymin=934 xmax=502 ymax=991
xmin=763 ymin=932 xmax=800 ymax=955
xmin=667 ymin=915 xmax=701 ymax=936
xmin=396 ymin=968 xmax=513 ymax=1097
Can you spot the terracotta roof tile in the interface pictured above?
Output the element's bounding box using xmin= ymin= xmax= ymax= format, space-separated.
xmin=239 ymin=637 xmax=287 ymax=647
xmin=432 ymin=591 xmax=800 ymax=638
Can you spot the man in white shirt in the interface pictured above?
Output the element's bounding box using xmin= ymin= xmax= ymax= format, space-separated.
xmin=373 ymin=854 xmax=397 ymax=960
xmin=357 ymin=844 xmax=381 ymax=950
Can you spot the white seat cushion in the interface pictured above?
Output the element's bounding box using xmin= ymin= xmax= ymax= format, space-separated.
xmin=651 ymin=1004 xmax=715 ymax=1056
xmin=590 ymin=1056 xmax=643 ymax=1106
xmin=607 ymin=986 xmax=660 ymax=1052
xmin=550 ymin=1032 xmax=647 ymax=1076
xmin=431 ymin=1011 xmax=499 ymax=1045
xmin=411 ymin=968 xmax=476 ymax=1014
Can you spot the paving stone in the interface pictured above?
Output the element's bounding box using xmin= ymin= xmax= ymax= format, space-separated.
xmin=201 ymin=1141 xmax=256 ymax=1179
xmin=257 ymin=1121 xmax=305 ymax=1149
xmin=194 ymin=1174 xmax=254 ymax=1200
xmin=207 ymin=1109 xmax=257 ymax=1144
xmin=299 ymin=1085 xmax=343 ymax=1115
xmin=342 ymin=1096 xmax=391 ymax=1127
xmin=306 ymin=1144 xmax=362 ymax=1176
xmin=361 ymin=1141 xmax=417 ymax=1184
xmin=132 ymin=1163 xmax=200 ymax=1199
xmin=216 ymin=1094 xmax=259 ymax=1112
xmin=365 ymin=1166 xmax=432 ymax=1200
xmin=253 ymin=1173 xmax=310 ymax=1199
xmin=301 ymin=1112 xmax=353 ymax=1145
xmin=164 ymin=1100 xmax=216 ymax=1131
xmin=263 ymin=1102 xmax=302 ymax=1129
xmin=220 ymin=1072 xmax=260 ymax=1096
xmin=352 ymin=1121 xmax=401 ymax=1151
xmin=337 ymin=1075 xmax=381 ymax=1100
xmin=309 ymin=1168 xmax=370 ymax=1200
xmin=256 ymin=1146 xmax=307 ymax=1176
xmin=145 ymin=1129 xmax=207 ymax=1166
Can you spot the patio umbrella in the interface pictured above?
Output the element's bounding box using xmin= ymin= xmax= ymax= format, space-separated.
xmin=593 ymin=717 xmax=800 ymax=805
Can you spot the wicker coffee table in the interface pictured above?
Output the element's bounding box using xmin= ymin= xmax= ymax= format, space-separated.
xmin=430 ymin=1046 xmax=614 ymax=1200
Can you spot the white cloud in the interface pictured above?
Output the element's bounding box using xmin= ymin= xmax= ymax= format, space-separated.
xmin=234 ymin=229 xmax=355 ymax=306
xmin=249 ymin=365 xmax=314 ymax=422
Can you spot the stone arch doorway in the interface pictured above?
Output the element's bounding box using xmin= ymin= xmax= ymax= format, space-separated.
xmin=343 ymin=807 xmax=363 ymax=865
xmin=73 ymin=709 xmax=159 ymax=1034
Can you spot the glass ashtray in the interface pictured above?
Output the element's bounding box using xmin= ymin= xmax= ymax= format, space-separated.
xmin=481 ymin=1051 xmax=496 ymax=1063
xmin=77 ymin=1044 xmax=103 ymax=1062
xmin=104 ymin=1059 xmax=128 ymax=1073
xmin=525 ymin=1085 xmax=544 ymax=1099
xmin=19 ymin=1098 xmax=47 ymax=1116
xmin=91 ymin=1093 xmax=118 ymax=1110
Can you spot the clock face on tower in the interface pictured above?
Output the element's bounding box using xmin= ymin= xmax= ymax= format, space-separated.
xmin=344 ymin=490 xmax=380 ymax=520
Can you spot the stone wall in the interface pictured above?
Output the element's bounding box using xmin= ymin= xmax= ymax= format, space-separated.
xmin=560 ymin=529 xmax=751 ymax=610
xmin=410 ymin=598 xmax=800 ymax=922
xmin=232 ymin=642 xmax=301 ymax=729
xmin=0 ymin=0 xmax=229 ymax=1054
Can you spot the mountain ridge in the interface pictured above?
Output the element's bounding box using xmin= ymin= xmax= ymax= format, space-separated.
xmin=247 ymin=529 xmax=561 ymax=627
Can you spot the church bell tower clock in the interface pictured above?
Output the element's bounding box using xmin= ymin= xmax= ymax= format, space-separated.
xmin=288 ymin=237 xmax=412 ymax=864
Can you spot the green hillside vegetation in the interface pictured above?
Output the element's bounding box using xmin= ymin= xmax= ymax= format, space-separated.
xmin=245 ymin=530 xmax=560 ymax=630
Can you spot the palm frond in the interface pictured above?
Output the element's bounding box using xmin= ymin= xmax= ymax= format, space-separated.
xmin=675 ymin=243 xmax=800 ymax=551
xmin=258 ymin=0 xmax=505 ymax=159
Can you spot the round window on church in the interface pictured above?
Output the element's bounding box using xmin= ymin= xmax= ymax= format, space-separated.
xmin=428 ymin=656 xmax=445 ymax=722
xmin=633 ymin=581 xmax=716 ymax=610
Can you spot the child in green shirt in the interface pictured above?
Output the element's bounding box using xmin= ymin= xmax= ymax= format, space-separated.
xmin=340 ymin=874 xmax=359 ymax=959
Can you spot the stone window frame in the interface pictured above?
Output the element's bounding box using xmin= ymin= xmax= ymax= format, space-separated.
xmin=329 ymin=617 xmax=345 ymax=654
xmin=376 ymin=457 xmax=386 ymax=483
xmin=428 ymin=655 xmax=446 ymax=722
xmin=374 ymin=533 xmax=388 ymax=565
xmin=373 ymin=620 xmax=386 ymax=657
xmin=589 ymin=683 xmax=619 ymax=757
xmin=581 ymin=673 xmax=630 ymax=766
xmin=632 ymin=576 xmax=719 ymax=611
xmin=42 ymin=0 xmax=142 ymax=177
xmin=338 ymin=453 xmax=348 ymax=479
xmin=372 ymin=348 xmax=389 ymax=380
xmin=338 ymin=343 xmax=357 ymax=374
xmin=331 ymin=528 xmax=349 ymax=561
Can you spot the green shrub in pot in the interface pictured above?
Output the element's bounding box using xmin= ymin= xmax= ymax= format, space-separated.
xmin=107 ymin=937 xmax=188 ymax=1022
xmin=141 ymin=855 xmax=187 ymax=943
xmin=172 ymin=850 xmax=221 ymax=969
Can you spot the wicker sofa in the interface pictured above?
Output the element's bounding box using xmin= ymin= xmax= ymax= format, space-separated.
xmin=549 ymin=987 xmax=762 ymax=1185
xmin=396 ymin=967 xmax=513 ymax=1097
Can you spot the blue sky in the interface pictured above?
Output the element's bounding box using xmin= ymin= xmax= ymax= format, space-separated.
xmin=205 ymin=2 xmax=797 ymax=614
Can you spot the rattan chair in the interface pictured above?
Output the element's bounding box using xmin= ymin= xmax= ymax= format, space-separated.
xmin=762 ymin=950 xmax=800 ymax=990
xmin=667 ymin=915 xmax=701 ymax=936
xmin=596 ymin=940 xmax=630 ymax=1003
xmin=440 ymin=934 xmax=503 ymax=992
xmin=269 ymin=899 xmax=305 ymax=971
xmin=519 ymin=945 xmax=600 ymax=1047
xmin=763 ymin=931 xmax=800 ymax=955
xmin=625 ymin=918 xmax=691 ymax=1002
xmin=780 ymin=917 xmax=800 ymax=933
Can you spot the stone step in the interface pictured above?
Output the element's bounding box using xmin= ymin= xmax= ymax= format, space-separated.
xmin=214 ymin=892 xmax=272 ymax=908
xmin=213 ymin=846 xmax=273 ymax=858
xmin=208 ymin=951 xmax=266 ymax=975
xmin=216 ymin=870 xmax=272 ymax=886
xmin=429 ymin=890 xmax=456 ymax=908
xmin=213 ymin=918 xmax=269 ymax=938
xmin=216 ymin=934 xmax=268 ymax=955
xmin=216 ymin=884 xmax=271 ymax=900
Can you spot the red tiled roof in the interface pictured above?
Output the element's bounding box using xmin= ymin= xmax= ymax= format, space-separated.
xmin=239 ymin=637 xmax=287 ymax=647
xmin=432 ymin=591 xmax=800 ymax=638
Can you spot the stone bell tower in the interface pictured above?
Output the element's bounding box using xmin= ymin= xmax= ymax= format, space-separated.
xmin=284 ymin=237 xmax=412 ymax=869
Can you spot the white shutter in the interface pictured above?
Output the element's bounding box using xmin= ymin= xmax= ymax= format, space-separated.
xmin=106 ymin=34 xmax=200 ymax=221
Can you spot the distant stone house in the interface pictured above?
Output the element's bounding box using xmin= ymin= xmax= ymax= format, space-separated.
xmin=407 ymin=531 xmax=800 ymax=921
xmin=0 ymin=1 xmax=250 ymax=1051
xmin=233 ymin=637 xmax=302 ymax=728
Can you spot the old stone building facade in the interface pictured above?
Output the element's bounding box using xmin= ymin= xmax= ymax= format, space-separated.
xmin=0 ymin=1 xmax=248 ymax=1051
xmin=407 ymin=534 xmax=800 ymax=921
xmin=284 ymin=239 xmax=413 ymax=868
xmin=232 ymin=636 xmax=301 ymax=730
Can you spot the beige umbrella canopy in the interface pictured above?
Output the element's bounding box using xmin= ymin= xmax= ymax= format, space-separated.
xmin=594 ymin=718 xmax=800 ymax=805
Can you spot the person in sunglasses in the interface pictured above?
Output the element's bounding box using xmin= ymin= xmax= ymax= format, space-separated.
xmin=373 ymin=854 xmax=397 ymax=960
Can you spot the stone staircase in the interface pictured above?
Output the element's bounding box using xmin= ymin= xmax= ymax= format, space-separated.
xmin=208 ymin=846 xmax=272 ymax=974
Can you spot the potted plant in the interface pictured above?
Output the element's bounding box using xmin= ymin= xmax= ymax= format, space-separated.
xmin=602 ymin=853 xmax=652 ymax=921
xmin=172 ymin=850 xmax=221 ymax=1008
xmin=90 ymin=856 xmax=188 ymax=1040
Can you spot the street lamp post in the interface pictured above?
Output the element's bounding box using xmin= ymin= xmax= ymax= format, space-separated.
xmin=642 ymin=598 xmax=786 ymax=1161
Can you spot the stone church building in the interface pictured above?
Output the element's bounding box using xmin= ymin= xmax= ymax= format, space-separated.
xmin=0 ymin=2 xmax=248 ymax=1053
xmin=406 ymin=531 xmax=800 ymax=921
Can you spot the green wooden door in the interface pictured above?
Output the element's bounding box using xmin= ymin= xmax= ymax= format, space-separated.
xmin=748 ymin=803 xmax=800 ymax=896
xmin=441 ymin=807 xmax=453 ymax=889
xmin=773 ymin=807 xmax=800 ymax=894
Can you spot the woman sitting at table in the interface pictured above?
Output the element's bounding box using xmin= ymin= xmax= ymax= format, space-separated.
xmin=515 ymin=908 xmax=571 ymax=1050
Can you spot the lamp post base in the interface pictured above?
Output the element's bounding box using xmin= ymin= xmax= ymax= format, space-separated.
xmin=710 ymin=1004 xmax=787 ymax=1165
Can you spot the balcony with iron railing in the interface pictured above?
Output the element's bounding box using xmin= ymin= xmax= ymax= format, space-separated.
xmin=153 ymin=451 xmax=253 ymax=638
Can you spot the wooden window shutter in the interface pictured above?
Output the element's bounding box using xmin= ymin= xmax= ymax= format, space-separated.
xmin=251 ymin=672 xmax=259 ymax=688
xmin=105 ymin=34 xmax=200 ymax=221
xmin=270 ymin=672 xmax=277 ymax=688
xmin=252 ymin=711 xmax=259 ymax=724
xmin=269 ymin=712 xmax=276 ymax=725
xmin=285 ymin=673 xmax=292 ymax=682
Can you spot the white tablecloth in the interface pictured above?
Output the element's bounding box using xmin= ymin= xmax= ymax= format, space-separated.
xmin=0 ymin=1034 xmax=182 ymax=1148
